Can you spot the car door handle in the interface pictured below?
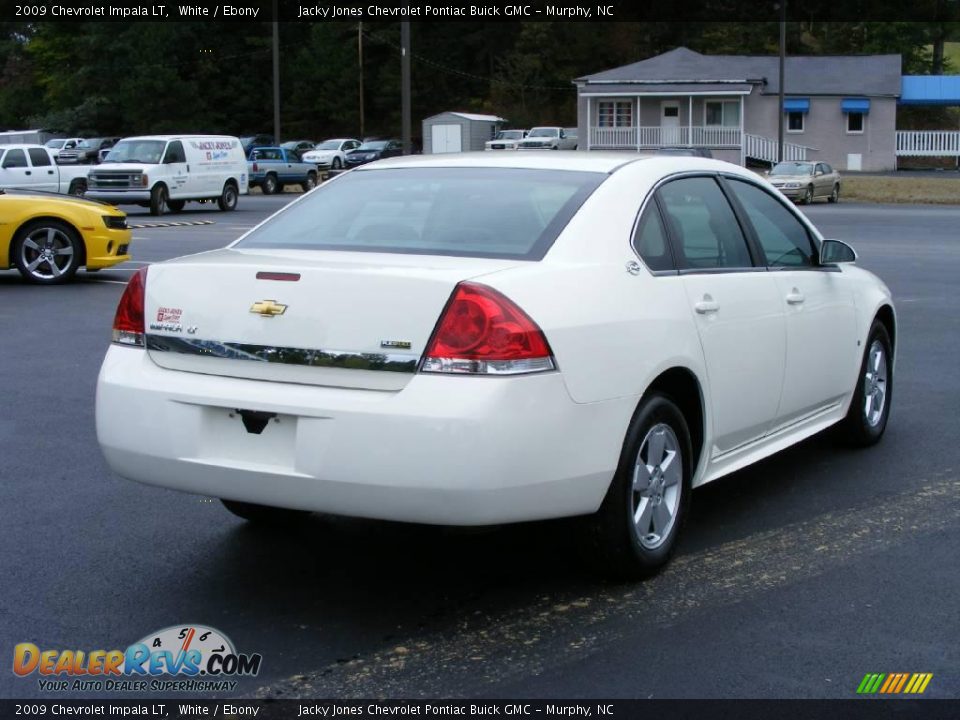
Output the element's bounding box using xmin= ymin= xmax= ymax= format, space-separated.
xmin=694 ymin=296 xmax=719 ymax=314
xmin=25 ymin=170 xmax=31 ymax=175
xmin=786 ymin=289 xmax=805 ymax=305
xmin=47 ymin=170 xmax=54 ymax=174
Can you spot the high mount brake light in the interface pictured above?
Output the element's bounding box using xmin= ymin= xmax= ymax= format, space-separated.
xmin=111 ymin=267 xmax=148 ymax=347
xmin=421 ymin=282 xmax=555 ymax=376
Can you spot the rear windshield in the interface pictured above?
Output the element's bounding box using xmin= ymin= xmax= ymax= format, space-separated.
xmin=235 ymin=167 xmax=606 ymax=260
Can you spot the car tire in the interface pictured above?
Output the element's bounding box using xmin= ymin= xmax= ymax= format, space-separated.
xmin=332 ymin=157 xmax=342 ymax=170
xmin=220 ymin=499 xmax=311 ymax=525
xmin=12 ymin=219 xmax=82 ymax=285
xmin=840 ymin=321 xmax=893 ymax=447
xmin=68 ymin=179 xmax=87 ymax=197
xmin=217 ymin=182 xmax=238 ymax=211
xmin=828 ymin=184 xmax=840 ymax=203
xmin=261 ymin=174 xmax=278 ymax=195
xmin=149 ymin=184 xmax=168 ymax=216
xmin=167 ymin=200 xmax=186 ymax=213
xmin=586 ymin=393 xmax=693 ymax=579
xmin=801 ymin=185 xmax=814 ymax=205
xmin=301 ymin=172 xmax=317 ymax=192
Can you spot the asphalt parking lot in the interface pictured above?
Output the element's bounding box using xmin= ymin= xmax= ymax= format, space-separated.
xmin=1 ymin=195 xmax=958 ymax=700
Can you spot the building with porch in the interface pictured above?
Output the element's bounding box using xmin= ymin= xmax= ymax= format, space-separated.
xmin=574 ymin=47 xmax=902 ymax=171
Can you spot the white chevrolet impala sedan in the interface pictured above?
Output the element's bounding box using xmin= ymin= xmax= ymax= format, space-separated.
xmin=96 ymin=153 xmax=895 ymax=576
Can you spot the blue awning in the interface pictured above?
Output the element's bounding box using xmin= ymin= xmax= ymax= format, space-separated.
xmin=900 ymin=75 xmax=960 ymax=106
xmin=783 ymin=98 xmax=810 ymax=113
xmin=841 ymin=98 xmax=871 ymax=114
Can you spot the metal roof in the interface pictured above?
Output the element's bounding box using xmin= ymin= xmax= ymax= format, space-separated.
xmin=900 ymin=75 xmax=960 ymax=105
xmin=424 ymin=112 xmax=506 ymax=123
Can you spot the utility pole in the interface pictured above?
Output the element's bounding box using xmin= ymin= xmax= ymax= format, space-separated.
xmin=358 ymin=22 xmax=365 ymax=138
xmin=777 ymin=0 xmax=786 ymax=163
xmin=401 ymin=21 xmax=411 ymax=155
xmin=272 ymin=0 xmax=280 ymax=143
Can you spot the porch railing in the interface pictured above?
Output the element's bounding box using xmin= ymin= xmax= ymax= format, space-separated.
xmin=589 ymin=126 xmax=742 ymax=149
xmin=742 ymin=133 xmax=811 ymax=163
xmin=896 ymin=130 xmax=960 ymax=157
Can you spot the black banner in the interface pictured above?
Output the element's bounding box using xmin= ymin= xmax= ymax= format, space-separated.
xmin=1 ymin=700 xmax=960 ymax=719
xmin=4 ymin=0 xmax=960 ymax=23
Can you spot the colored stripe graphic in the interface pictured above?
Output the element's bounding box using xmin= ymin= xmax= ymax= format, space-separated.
xmin=857 ymin=673 xmax=932 ymax=694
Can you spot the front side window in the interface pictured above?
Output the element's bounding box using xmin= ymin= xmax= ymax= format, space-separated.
xmin=726 ymin=178 xmax=815 ymax=268
xmin=847 ymin=112 xmax=864 ymax=133
xmin=632 ymin=204 xmax=674 ymax=272
xmin=787 ymin=112 xmax=804 ymax=132
xmin=235 ymin=167 xmax=606 ymax=261
xmin=657 ymin=177 xmax=753 ymax=270
xmin=2 ymin=149 xmax=27 ymax=168
xmin=163 ymin=141 xmax=186 ymax=163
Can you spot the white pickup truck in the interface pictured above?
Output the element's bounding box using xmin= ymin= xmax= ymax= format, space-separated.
xmin=516 ymin=127 xmax=578 ymax=150
xmin=0 ymin=144 xmax=92 ymax=195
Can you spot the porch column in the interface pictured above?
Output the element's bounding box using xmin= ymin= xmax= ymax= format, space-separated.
xmin=739 ymin=96 xmax=745 ymax=165
xmin=636 ymin=96 xmax=641 ymax=152
xmin=688 ymin=96 xmax=693 ymax=146
xmin=586 ymin=96 xmax=592 ymax=151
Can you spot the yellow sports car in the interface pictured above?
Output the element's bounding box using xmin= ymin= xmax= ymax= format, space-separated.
xmin=0 ymin=189 xmax=131 ymax=284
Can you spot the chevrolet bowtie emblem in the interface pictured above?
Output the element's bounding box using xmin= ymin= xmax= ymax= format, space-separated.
xmin=249 ymin=299 xmax=287 ymax=317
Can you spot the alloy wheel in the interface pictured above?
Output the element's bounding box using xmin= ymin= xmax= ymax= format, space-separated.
xmin=20 ymin=227 xmax=76 ymax=281
xmin=631 ymin=423 xmax=683 ymax=550
xmin=863 ymin=340 xmax=888 ymax=427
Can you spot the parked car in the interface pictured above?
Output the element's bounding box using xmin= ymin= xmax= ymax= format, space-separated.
xmin=0 ymin=144 xmax=93 ymax=195
xmin=0 ymin=187 xmax=131 ymax=284
xmin=344 ymin=139 xmax=403 ymax=167
xmin=302 ymin=138 xmax=362 ymax=170
xmin=247 ymin=146 xmax=318 ymax=194
xmin=516 ymin=127 xmax=578 ymax=150
xmin=281 ymin=140 xmax=316 ymax=154
xmin=88 ymin=135 xmax=248 ymax=215
xmin=484 ymin=130 xmax=528 ymax=151
xmin=57 ymin=137 xmax=119 ymax=164
xmin=767 ymin=161 xmax=841 ymax=204
xmin=96 ymin=153 xmax=895 ymax=578
xmin=45 ymin=137 xmax=84 ymax=162
xmin=240 ymin=134 xmax=275 ymax=155
xmin=656 ymin=147 xmax=714 ymax=158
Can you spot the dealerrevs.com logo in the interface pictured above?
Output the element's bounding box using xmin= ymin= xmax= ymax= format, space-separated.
xmin=13 ymin=624 xmax=262 ymax=693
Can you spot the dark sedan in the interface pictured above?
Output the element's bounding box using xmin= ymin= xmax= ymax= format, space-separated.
xmin=344 ymin=140 xmax=403 ymax=167
xmin=58 ymin=137 xmax=119 ymax=164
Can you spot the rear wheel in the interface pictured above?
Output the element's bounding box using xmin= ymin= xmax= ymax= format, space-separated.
xmin=68 ymin=179 xmax=87 ymax=196
xmin=13 ymin=220 xmax=82 ymax=284
xmin=220 ymin=499 xmax=310 ymax=525
xmin=840 ymin=321 xmax=893 ymax=446
xmin=167 ymin=199 xmax=186 ymax=213
xmin=587 ymin=394 xmax=692 ymax=578
xmin=217 ymin=182 xmax=238 ymax=211
xmin=149 ymin=184 xmax=168 ymax=216
xmin=261 ymin=174 xmax=278 ymax=195
xmin=301 ymin=172 xmax=317 ymax=192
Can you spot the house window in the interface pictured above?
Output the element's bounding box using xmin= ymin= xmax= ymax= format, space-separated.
xmin=787 ymin=111 xmax=804 ymax=132
xmin=847 ymin=112 xmax=864 ymax=133
xmin=598 ymin=101 xmax=633 ymax=128
xmin=705 ymin=100 xmax=740 ymax=127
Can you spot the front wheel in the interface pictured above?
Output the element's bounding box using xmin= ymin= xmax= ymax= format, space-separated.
xmin=217 ymin=182 xmax=238 ymax=211
xmin=801 ymin=185 xmax=814 ymax=205
xmin=586 ymin=394 xmax=692 ymax=578
xmin=828 ymin=184 xmax=840 ymax=203
xmin=840 ymin=321 xmax=893 ymax=446
xmin=332 ymin=157 xmax=342 ymax=170
xmin=149 ymin=184 xmax=168 ymax=216
xmin=221 ymin=499 xmax=310 ymax=525
xmin=13 ymin=220 xmax=82 ymax=284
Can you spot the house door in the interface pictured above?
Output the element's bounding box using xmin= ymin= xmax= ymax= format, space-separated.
xmin=661 ymin=102 xmax=681 ymax=145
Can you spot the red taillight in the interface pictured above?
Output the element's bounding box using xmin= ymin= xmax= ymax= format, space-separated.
xmin=252 ymin=162 xmax=259 ymax=172
xmin=421 ymin=282 xmax=555 ymax=375
xmin=111 ymin=267 xmax=147 ymax=347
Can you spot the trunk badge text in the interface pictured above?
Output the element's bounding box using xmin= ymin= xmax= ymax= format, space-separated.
xmin=380 ymin=340 xmax=412 ymax=350
xmin=249 ymin=300 xmax=288 ymax=317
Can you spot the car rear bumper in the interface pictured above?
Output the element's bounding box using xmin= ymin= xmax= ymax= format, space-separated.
xmin=96 ymin=347 xmax=630 ymax=525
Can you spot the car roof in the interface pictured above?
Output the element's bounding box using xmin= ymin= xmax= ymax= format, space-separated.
xmin=0 ymin=144 xmax=49 ymax=150
xmin=120 ymin=135 xmax=240 ymax=142
xmin=360 ymin=151 xmax=651 ymax=174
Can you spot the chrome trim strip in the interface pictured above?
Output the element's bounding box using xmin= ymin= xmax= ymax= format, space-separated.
xmin=145 ymin=335 xmax=419 ymax=373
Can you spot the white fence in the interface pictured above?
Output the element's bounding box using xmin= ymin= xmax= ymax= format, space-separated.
xmin=743 ymin=133 xmax=810 ymax=163
xmin=896 ymin=130 xmax=960 ymax=157
xmin=589 ymin=126 xmax=742 ymax=149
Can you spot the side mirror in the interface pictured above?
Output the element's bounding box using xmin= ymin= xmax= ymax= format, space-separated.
xmin=820 ymin=239 xmax=857 ymax=265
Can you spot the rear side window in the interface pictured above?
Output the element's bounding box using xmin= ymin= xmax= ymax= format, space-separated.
xmin=633 ymin=204 xmax=674 ymax=272
xmin=657 ymin=177 xmax=753 ymax=270
xmin=28 ymin=148 xmax=51 ymax=167
xmin=726 ymin=179 xmax=815 ymax=267
xmin=2 ymin=149 xmax=27 ymax=168
xmin=235 ymin=167 xmax=606 ymax=260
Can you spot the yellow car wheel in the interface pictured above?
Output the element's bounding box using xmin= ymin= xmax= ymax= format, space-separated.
xmin=13 ymin=219 xmax=82 ymax=285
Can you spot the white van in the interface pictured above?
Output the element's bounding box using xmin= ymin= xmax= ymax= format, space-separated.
xmin=85 ymin=135 xmax=248 ymax=215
